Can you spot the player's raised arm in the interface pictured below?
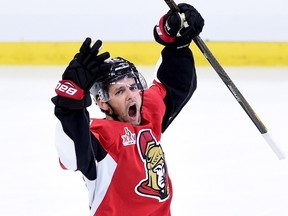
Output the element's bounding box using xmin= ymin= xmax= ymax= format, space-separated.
xmin=51 ymin=38 xmax=110 ymax=180
xmin=153 ymin=3 xmax=204 ymax=131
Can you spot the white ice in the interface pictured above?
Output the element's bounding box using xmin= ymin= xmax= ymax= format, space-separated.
xmin=0 ymin=65 xmax=288 ymax=216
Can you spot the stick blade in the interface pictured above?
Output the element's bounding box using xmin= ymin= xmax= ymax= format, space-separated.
xmin=262 ymin=133 xmax=286 ymax=160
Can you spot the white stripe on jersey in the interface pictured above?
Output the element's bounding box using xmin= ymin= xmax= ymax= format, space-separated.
xmin=85 ymin=154 xmax=117 ymax=216
xmin=54 ymin=120 xmax=77 ymax=170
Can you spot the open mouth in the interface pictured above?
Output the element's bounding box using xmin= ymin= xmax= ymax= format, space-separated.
xmin=128 ymin=104 xmax=137 ymax=117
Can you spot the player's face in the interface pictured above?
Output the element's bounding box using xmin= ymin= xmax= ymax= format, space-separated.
xmin=107 ymin=77 xmax=142 ymax=125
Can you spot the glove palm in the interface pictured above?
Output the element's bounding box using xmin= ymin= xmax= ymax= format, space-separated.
xmin=62 ymin=38 xmax=110 ymax=91
xmin=52 ymin=38 xmax=110 ymax=108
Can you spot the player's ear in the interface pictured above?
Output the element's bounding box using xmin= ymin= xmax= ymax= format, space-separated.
xmin=97 ymin=98 xmax=111 ymax=113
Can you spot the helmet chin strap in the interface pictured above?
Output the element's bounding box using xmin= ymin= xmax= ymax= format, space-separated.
xmin=103 ymin=102 xmax=120 ymax=121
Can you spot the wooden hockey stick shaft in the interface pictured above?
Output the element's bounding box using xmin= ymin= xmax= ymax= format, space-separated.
xmin=164 ymin=0 xmax=285 ymax=159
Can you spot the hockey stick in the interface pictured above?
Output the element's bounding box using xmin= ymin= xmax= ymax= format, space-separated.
xmin=164 ymin=0 xmax=285 ymax=160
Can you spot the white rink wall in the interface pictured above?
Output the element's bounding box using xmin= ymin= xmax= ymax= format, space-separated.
xmin=1 ymin=0 xmax=288 ymax=42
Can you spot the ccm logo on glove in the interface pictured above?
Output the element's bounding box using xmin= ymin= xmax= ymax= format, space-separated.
xmin=55 ymin=80 xmax=85 ymax=100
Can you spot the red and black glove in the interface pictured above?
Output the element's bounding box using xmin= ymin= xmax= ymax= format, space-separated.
xmin=154 ymin=3 xmax=204 ymax=49
xmin=52 ymin=38 xmax=110 ymax=108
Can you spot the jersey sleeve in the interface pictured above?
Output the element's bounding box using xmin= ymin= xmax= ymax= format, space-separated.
xmin=156 ymin=46 xmax=197 ymax=132
xmin=54 ymin=107 xmax=107 ymax=180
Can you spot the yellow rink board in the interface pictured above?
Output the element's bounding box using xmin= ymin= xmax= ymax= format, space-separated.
xmin=0 ymin=41 xmax=288 ymax=66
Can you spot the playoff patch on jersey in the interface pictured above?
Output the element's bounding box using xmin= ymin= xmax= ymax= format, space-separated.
xmin=121 ymin=127 xmax=136 ymax=146
xmin=135 ymin=129 xmax=170 ymax=202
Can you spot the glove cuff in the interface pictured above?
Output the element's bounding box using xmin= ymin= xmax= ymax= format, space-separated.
xmin=55 ymin=80 xmax=85 ymax=100
xmin=154 ymin=15 xmax=192 ymax=49
xmin=155 ymin=15 xmax=175 ymax=44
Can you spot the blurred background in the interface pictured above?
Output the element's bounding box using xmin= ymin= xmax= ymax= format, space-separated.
xmin=1 ymin=0 xmax=288 ymax=42
xmin=0 ymin=0 xmax=288 ymax=215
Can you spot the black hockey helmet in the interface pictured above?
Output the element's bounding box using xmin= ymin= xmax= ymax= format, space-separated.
xmin=90 ymin=57 xmax=147 ymax=103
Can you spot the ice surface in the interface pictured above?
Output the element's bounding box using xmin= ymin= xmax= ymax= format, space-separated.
xmin=0 ymin=65 xmax=288 ymax=216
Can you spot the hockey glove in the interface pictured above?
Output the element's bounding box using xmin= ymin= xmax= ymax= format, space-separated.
xmin=52 ymin=38 xmax=110 ymax=108
xmin=154 ymin=3 xmax=204 ymax=49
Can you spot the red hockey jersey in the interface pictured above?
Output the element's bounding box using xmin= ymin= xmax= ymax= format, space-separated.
xmin=89 ymin=81 xmax=172 ymax=215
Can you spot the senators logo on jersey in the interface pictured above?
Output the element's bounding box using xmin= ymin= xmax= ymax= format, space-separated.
xmin=135 ymin=129 xmax=170 ymax=201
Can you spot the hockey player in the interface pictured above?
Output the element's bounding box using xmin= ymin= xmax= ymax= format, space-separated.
xmin=52 ymin=3 xmax=204 ymax=216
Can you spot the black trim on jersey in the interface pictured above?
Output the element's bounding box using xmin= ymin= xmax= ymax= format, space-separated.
xmin=54 ymin=107 xmax=107 ymax=180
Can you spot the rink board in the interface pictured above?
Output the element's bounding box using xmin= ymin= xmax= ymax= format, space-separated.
xmin=0 ymin=41 xmax=288 ymax=66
